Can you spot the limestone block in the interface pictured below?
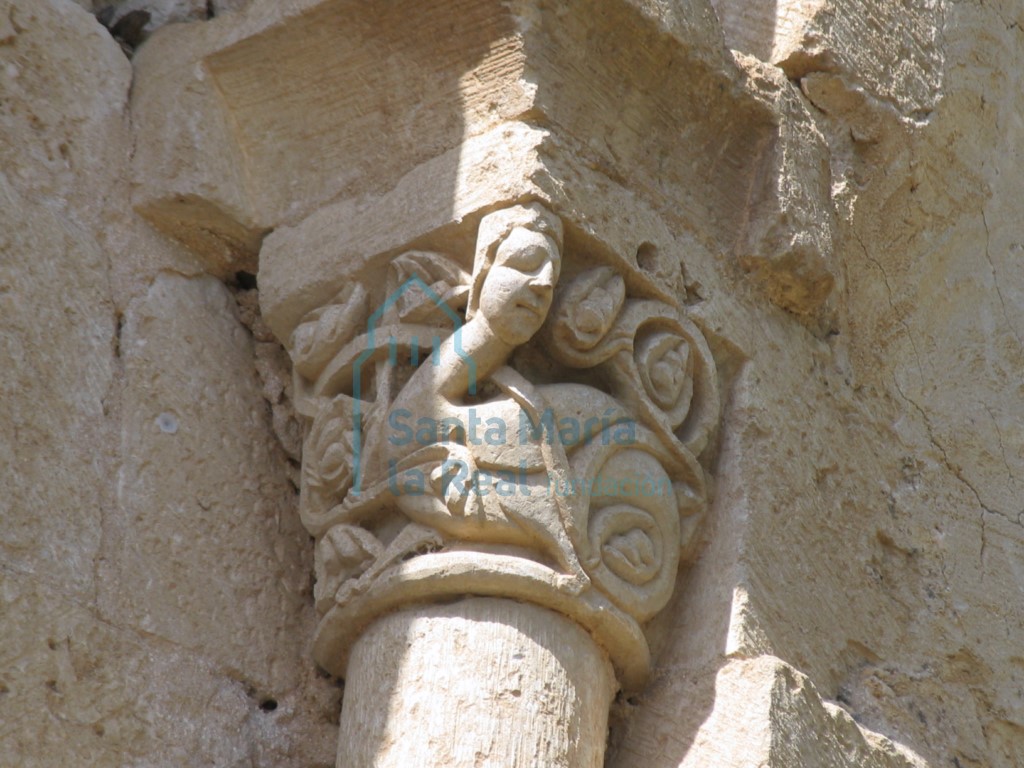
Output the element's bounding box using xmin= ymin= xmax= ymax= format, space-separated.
xmin=775 ymin=0 xmax=943 ymax=119
xmin=0 ymin=0 xmax=131 ymax=225
xmin=706 ymin=0 xmax=777 ymax=61
xmin=871 ymin=17 xmax=1024 ymax=545
xmin=129 ymin=29 xmax=261 ymax=275
xmin=131 ymin=0 xmax=818 ymax=293
xmin=129 ymin=0 xmax=536 ymax=273
xmin=710 ymin=0 xmax=943 ymax=119
xmin=804 ymin=4 xmax=1024 ymax=762
xmin=258 ymin=123 xmax=684 ymax=344
xmin=0 ymin=176 xmax=115 ymax=601
xmin=0 ymin=569 xmax=337 ymax=767
xmin=98 ymin=272 xmax=312 ymax=694
xmin=731 ymin=54 xmax=837 ymax=321
xmin=608 ymin=656 xmax=928 ymax=767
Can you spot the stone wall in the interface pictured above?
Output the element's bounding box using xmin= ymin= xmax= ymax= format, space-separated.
xmin=1 ymin=0 xmax=1022 ymax=766
xmin=0 ymin=2 xmax=337 ymax=765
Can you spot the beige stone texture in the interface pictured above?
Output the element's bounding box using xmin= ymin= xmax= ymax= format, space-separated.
xmin=1 ymin=569 xmax=334 ymax=767
xmin=610 ymin=655 xmax=927 ymax=767
xmin=711 ymin=0 xmax=943 ymax=117
xmin=97 ymin=271 xmax=312 ymax=694
xmin=808 ymin=2 xmax=1024 ymax=763
xmin=0 ymin=175 xmax=115 ymax=603
xmin=131 ymin=0 xmax=836 ymax=324
xmin=619 ymin=1 xmax=1024 ymax=767
xmin=1 ymin=1 xmax=337 ymax=764
xmin=337 ymin=598 xmax=616 ymax=768
xmin=3 ymin=0 xmax=1024 ymax=765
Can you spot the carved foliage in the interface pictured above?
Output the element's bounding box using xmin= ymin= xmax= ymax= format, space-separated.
xmin=285 ymin=203 xmax=721 ymax=646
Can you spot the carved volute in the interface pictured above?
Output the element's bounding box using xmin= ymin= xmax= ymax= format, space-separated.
xmin=285 ymin=201 xmax=721 ymax=693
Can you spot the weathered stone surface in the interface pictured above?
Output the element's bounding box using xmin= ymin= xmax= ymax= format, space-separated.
xmin=0 ymin=569 xmax=338 ymax=767
xmin=0 ymin=0 xmax=130 ymax=223
xmin=712 ymin=0 xmax=943 ymax=119
xmin=609 ymin=656 xmax=927 ymax=767
xmin=98 ymin=272 xmax=312 ymax=694
xmin=338 ymin=598 xmax=616 ymax=768
xmin=0 ymin=0 xmax=124 ymax=602
xmin=731 ymin=53 xmax=837 ymax=323
xmin=0 ymin=174 xmax=115 ymax=601
xmin=816 ymin=3 xmax=1024 ymax=761
xmin=131 ymin=0 xmax=832 ymax=315
xmin=5 ymin=0 xmax=1024 ymax=765
xmin=258 ymin=122 xmax=685 ymax=342
xmin=1 ymin=4 xmax=338 ymax=766
xmin=653 ymin=2 xmax=1024 ymax=767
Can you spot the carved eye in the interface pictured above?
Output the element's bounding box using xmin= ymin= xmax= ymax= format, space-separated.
xmin=499 ymin=244 xmax=546 ymax=273
xmin=494 ymin=228 xmax=557 ymax=274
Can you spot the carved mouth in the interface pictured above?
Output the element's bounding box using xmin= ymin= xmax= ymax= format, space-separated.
xmin=515 ymin=300 xmax=545 ymax=317
xmin=515 ymin=290 xmax=552 ymax=316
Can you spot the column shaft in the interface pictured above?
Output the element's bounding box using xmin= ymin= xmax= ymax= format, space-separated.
xmin=336 ymin=597 xmax=617 ymax=768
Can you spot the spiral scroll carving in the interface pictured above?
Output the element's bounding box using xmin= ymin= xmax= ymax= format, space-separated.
xmin=569 ymin=442 xmax=681 ymax=622
xmin=282 ymin=202 xmax=722 ymax=688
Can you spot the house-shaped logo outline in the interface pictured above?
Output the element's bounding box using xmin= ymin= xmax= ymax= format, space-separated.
xmin=351 ymin=275 xmax=475 ymax=495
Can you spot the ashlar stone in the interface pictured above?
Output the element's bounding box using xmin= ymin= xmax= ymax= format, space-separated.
xmin=98 ymin=272 xmax=313 ymax=695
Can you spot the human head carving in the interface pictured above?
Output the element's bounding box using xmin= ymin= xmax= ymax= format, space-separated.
xmin=468 ymin=202 xmax=564 ymax=333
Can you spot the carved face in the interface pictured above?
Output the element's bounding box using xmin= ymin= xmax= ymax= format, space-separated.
xmin=478 ymin=226 xmax=561 ymax=346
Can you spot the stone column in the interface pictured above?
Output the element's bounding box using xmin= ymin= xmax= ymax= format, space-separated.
xmin=127 ymin=2 xmax=773 ymax=765
xmin=269 ymin=198 xmax=720 ymax=768
xmin=336 ymin=598 xmax=615 ymax=768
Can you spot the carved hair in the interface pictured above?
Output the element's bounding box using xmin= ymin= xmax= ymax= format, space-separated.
xmin=467 ymin=202 xmax=564 ymax=318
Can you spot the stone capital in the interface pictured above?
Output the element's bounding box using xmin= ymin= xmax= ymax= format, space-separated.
xmin=125 ymin=1 xmax=837 ymax=765
xmin=281 ymin=197 xmax=721 ymax=693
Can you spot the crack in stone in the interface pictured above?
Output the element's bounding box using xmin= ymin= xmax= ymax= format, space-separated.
xmin=893 ymin=367 xmax=1022 ymax=538
xmin=852 ymin=229 xmax=927 ymax=380
xmin=980 ymin=209 xmax=1024 ymax=351
xmin=889 ymin=371 xmax=992 ymax=575
xmin=982 ymin=0 xmax=1023 ymax=35
xmin=982 ymin=403 xmax=1016 ymax=493
xmin=854 ymin=227 xmax=1022 ymax=581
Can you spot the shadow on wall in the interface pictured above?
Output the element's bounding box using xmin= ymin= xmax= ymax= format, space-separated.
xmin=606 ymin=336 xmax=750 ymax=768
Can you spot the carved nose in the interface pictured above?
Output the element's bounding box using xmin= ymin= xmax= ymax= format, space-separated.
xmin=531 ymin=262 xmax=556 ymax=292
xmin=529 ymin=280 xmax=553 ymax=296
